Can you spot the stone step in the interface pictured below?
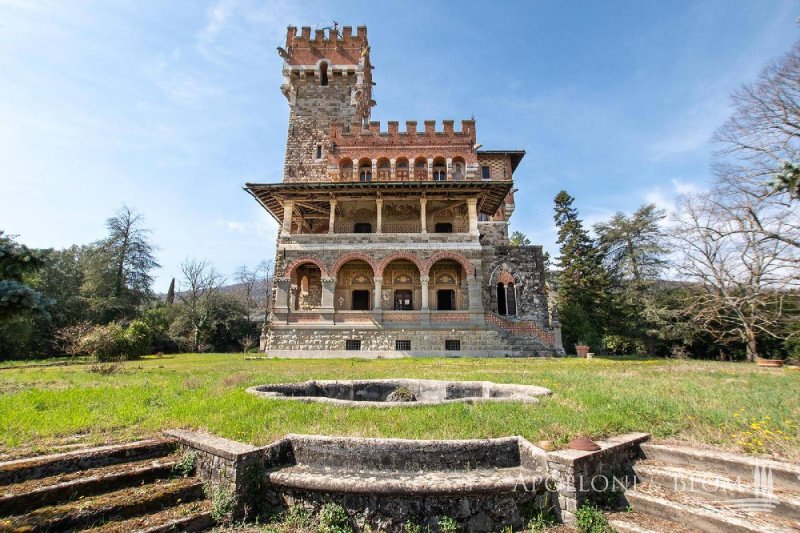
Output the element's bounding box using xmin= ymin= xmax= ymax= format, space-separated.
xmin=640 ymin=443 xmax=800 ymax=492
xmin=0 ymin=456 xmax=180 ymax=516
xmin=608 ymin=511 xmax=701 ymax=533
xmin=87 ymin=500 xmax=213 ymax=532
xmin=0 ymin=439 xmax=175 ymax=487
xmin=0 ymin=476 xmax=205 ymax=532
xmin=634 ymin=461 xmax=800 ymax=521
xmin=268 ymin=465 xmax=545 ymax=495
xmin=624 ymin=482 xmax=800 ymax=533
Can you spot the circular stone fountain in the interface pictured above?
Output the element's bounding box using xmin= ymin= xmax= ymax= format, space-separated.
xmin=246 ymin=379 xmax=551 ymax=407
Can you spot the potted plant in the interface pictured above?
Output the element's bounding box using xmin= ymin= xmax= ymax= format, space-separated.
xmin=575 ymin=342 xmax=590 ymax=358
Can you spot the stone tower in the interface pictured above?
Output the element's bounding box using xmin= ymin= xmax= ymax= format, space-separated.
xmin=246 ymin=24 xmax=564 ymax=357
xmin=280 ymin=25 xmax=373 ymax=183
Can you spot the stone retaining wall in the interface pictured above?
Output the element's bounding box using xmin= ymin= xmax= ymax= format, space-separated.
xmin=163 ymin=430 xmax=650 ymax=530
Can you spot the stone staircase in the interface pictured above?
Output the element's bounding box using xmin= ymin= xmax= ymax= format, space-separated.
xmin=611 ymin=443 xmax=800 ymax=533
xmin=0 ymin=438 xmax=213 ymax=532
xmin=484 ymin=313 xmax=554 ymax=357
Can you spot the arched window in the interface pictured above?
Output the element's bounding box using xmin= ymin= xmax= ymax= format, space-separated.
xmin=432 ymin=157 xmax=446 ymax=181
xmin=496 ymin=283 xmax=507 ymax=315
xmin=377 ymin=158 xmax=390 ymax=180
xmin=396 ymin=158 xmax=409 ymax=180
xmin=452 ymin=157 xmax=465 ymax=181
xmin=358 ymin=159 xmax=372 ymax=182
xmin=414 ymin=158 xmax=427 ymax=180
xmin=320 ymin=62 xmax=329 ymax=86
xmin=506 ymin=283 xmax=517 ymax=316
xmin=339 ymin=158 xmax=353 ymax=181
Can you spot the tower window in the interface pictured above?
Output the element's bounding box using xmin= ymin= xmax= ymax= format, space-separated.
xmin=359 ymin=170 xmax=372 ymax=182
xmin=315 ymin=144 xmax=323 ymax=160
xmin=320 ymin=62 xmax=329 ymax=86
xmin=481 ymin=166 xmax=491 ymax=180
xmin=478 ymin=213 xmax=490 ymax=222
xmin=433 ymin=170 xmax=446 ymax=181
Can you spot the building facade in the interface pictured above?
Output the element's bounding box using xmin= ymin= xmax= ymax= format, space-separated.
xmin=246 ymin=25 xmax=563 ymax=357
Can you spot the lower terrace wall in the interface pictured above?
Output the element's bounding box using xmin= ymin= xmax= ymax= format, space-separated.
xmin=264 ymin=325 xmax=516 ymax=358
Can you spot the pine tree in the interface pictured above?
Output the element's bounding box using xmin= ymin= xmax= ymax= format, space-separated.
xmin=165 ymin=278 xmax=175 ymax=306
xmin=0 ymin=232 xmax=50 ymax=320
xmin=553 ymin=191 xmax=608 ymax=349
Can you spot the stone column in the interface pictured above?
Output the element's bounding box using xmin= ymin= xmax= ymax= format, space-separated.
xmin=468 ymin=275 xmax=485 ymax=325
xmin=446 ymin=157 xmax=453 ymax=181
xmin=390 ymin=158 xmax=396 ymax=180
xmin=320 ymin=276 xmax=335 ymax=323
xmin=328 ymin=199 xmax=336 ymax=234
xmin=427 ymin=158 xmax=433 ymax=180
xmin=420 ymin=197 xmax=427 ymax=234
xmin=281 ymin=200 xmax=294 ymax=237
xmin=467 ymin=197 xmax=479 ymax=236
xmin=273 ymin=277 xmax=291 ymax=324
xmin=420 ymin=275 xmax=430 ymax=324
xmin=376 ymin=197 xmax=383 ymax=234
xmin=371 ymin=158 xmax=378 ymax=180
xmin=373 ymin=276 xmax=383 ymax=319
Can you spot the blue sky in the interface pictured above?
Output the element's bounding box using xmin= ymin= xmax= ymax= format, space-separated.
xmin=1 ymin=0 xmax=797 ymax=290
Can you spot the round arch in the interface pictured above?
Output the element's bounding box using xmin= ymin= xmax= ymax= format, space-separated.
xmin=376 ymin=251 xmax=425 ymax=277
xmin=283 ymin=256 xmax=329 ymax=278
xmin=423 ymin=251 xmax=475 ymax=277
xmin=330 ymin=252 xmax=379 ymax=277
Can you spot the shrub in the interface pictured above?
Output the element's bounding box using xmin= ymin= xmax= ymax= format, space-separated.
xmin=575 ymin=503 xmax=614 ymax=533
xmin=437 ymin=516 xmax=458 ymax=533
xmin=207 ymin=483 xmax=236 ymax=523
xmin=318 ymin=502 xmax=352 ymax=533
xmin=78 ymin=320 xmax=152 ymax=361
xmin=80 ymin=322 xmax=125 ymax=361
xmin=121 ymin=319 xmax=152 ymax=358
xmin=172 ymin=449 xmax=196 ymax=477
xmin=601 ymin=335 xmax=645 ymax=355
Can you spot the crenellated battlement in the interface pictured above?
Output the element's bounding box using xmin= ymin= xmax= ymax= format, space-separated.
xmin=283 ymin=25 xmax=368 ymax=66
xmin=331 ymin=119 xmax=476 ymax=142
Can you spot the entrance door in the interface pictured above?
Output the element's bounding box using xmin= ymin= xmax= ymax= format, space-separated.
xmin=394 ymin=290 xmax=413 ymax=310
xmin=437 ymin=289 xmax=454 ymax=311
xmin=352 ymin=290 xmax=370 ymax=310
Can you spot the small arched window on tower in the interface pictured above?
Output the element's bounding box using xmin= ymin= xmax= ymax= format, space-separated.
xmin=358 ymin=159 xmax=372 ymax=182
xmin=432 ymin=157 xmax=447 ymax=181
xmin=452 ymin=157 xmax=465 ymax=181
xmin=320 ymin=62 xmax=329 ymax=86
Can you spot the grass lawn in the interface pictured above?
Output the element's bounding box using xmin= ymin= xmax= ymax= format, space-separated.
xmin=0 ymin=354 xmax=797 ymax=461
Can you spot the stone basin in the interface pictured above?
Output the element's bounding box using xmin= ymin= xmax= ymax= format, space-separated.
xmin=246 ymin=379 xmax=552 ymax=407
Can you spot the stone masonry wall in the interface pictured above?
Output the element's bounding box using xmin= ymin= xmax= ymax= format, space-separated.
xmin=284 ymin=73 xmax=359 ymax=183
xmin=481 ymin=245 xmax=549 ymax=326
xmin=265 ymin=327 xmax=512 ymax=357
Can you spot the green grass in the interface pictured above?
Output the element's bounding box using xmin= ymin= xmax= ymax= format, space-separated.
xmin=0 ymin=354 xmax=797 ymax=460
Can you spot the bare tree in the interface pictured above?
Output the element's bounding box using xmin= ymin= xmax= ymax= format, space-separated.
xmin=672 ymin=190 xmax=799 ymax=361
xmin=233 ymin=265 xmax=258 ymax=322
xmin=713 ymin=41 xmax=800 ymax=253
xmin=178 ymin=258 xmax=222 ymax=353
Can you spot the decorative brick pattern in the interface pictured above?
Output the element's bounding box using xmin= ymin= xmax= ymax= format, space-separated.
xmin=485 ymin=313 xmax=555 ymax=345
xmin=430 ymin=312 xmax=469 ymax=323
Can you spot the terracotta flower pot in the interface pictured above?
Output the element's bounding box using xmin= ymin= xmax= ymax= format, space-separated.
xmin=756 ymin=358 xmax=785 ymax=368
xmin=575 ymin=345 xmax=590 ymax=358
